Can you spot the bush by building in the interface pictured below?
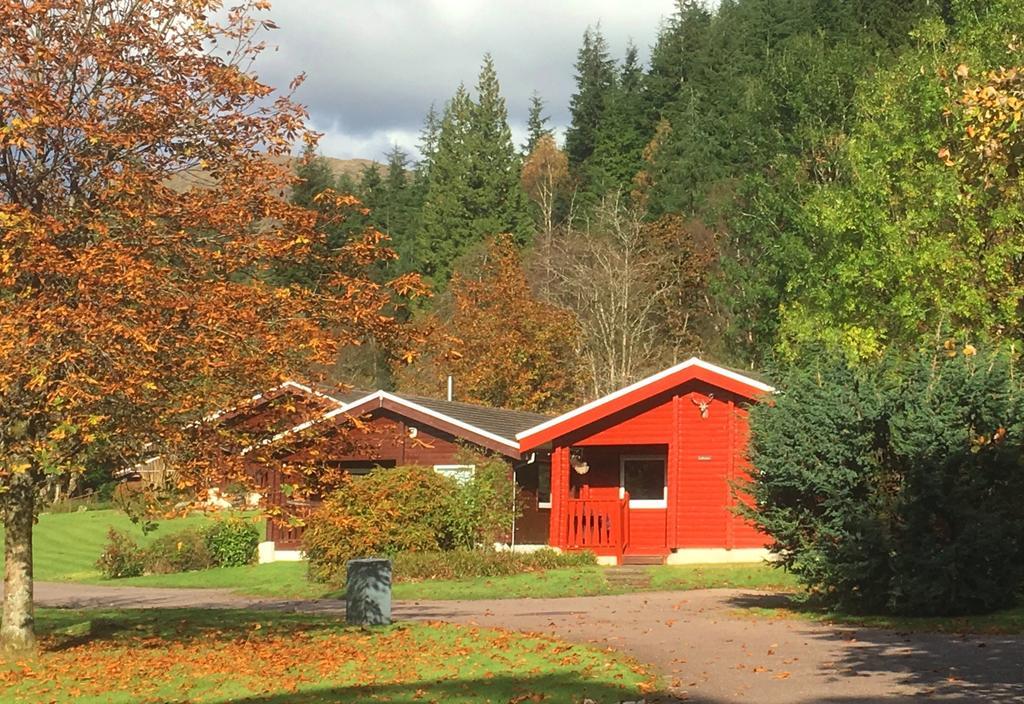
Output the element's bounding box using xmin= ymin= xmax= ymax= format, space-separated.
xmin=746 ymin=343 xmax=1024 ymax=616
xmin=96 ymin=515 xmax=260 ymax=579
xmin=303 ymin=459 xmax=518 ymax=584
xmin=393 ymin=548 xmax=595 ymax=582
xmin=204 ymin=516 xmax=261 ymax=567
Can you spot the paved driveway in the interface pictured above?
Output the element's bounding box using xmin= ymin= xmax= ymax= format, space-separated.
xmin=31 ymin=582 xmax=1024 ymax=703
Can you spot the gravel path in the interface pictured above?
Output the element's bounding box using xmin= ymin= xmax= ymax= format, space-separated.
xmin=31 ymin=581 xmax=1024 ymax=703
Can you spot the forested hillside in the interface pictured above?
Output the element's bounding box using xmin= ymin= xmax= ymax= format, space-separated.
xmin=301 ymin=0 xmax=1024 ymax=412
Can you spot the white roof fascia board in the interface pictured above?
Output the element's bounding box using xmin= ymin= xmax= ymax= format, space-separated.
xmin=377 ymin=391 xmax=519 ymax=449
xmin=239 ymin=391 xmax=381 ymax=456
xmin=516 ymin=358 xmax=774 ymax=441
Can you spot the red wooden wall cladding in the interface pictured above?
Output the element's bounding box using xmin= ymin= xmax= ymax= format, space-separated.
xmin=553 ymin=380 xmax=765 ymax=552
xmin=260 ymin=407 xmax=549 ymax=547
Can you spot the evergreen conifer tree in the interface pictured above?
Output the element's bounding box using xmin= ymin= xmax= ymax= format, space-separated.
xmin=588 ymin=42 xmax=648 ymax=196
xmin=417 ymin=103 xmax=442 ymax=176
xmin=465 ymin=54 xmax=532 ymax=244
xmin=418 ymin=84 xmax=475 ymax=283
xmin=291 ymin=144 xmax=337 ymax=208
xmin=564 ymin=25 xmax=616 ymax=170
xmin=523 ymin=91 xmax=552 ymax=154
xmin=417 ymin=56 xmax=531 ymax=286
xmin=358 ymin=162 xmax=386 ymax=213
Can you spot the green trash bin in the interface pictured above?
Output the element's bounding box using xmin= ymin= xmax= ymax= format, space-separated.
xmin=346 ymin=557 xmax=392 ymax=626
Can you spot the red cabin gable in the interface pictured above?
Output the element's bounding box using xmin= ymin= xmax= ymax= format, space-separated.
xmin=516 ymin=358 xmax=774 ymax=565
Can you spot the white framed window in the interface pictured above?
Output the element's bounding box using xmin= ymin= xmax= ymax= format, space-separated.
xmin=537 ymin=462 xmax=551 ymax=508
xmin=433 ymin=464 xmax=475 ymax=484
xmin=619 ymin=455 xmax=667 ymax=508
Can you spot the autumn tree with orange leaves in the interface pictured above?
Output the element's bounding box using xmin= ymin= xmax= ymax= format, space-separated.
xmin=396 ymin=235 xmax=582 ymax=414
xmin=0 ymin=0 xmax=422 ymax=653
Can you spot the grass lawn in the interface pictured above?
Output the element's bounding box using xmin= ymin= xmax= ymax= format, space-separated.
xmin=15 ymin=508 xmax=793 ymax=601
xmin=0 ymin=508 xmax=221 ymax=581
xmin=648 ymin=562 xmax=800 ymax=592
xmin=0 ymin=608 xmax=659 ymax=703
xmin=105 ymin=561 xmax=799 ymax=601
xmin=106 ymin=561 xmax=619 ymax=601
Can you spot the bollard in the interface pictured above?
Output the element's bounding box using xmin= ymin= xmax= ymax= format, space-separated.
xmin=346 ymin=557 xmax=392 ymax=626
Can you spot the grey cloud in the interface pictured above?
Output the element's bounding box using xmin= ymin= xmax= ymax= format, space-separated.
xmin=251 ymin=0 xmax=676 ymax=160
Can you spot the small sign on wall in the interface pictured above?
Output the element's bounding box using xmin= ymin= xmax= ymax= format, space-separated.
xmin=697 ymin=455 xmax=713 ymax=461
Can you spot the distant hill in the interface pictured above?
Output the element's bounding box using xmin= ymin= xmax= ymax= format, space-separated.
xmin=164 ymin=155 xmax=382 ymax=193
xmin=314 ymin=156 xmax=380 ymax=181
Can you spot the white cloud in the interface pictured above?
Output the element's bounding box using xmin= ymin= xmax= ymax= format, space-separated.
xmin=252 ymin=0 xmax=676 ymax=161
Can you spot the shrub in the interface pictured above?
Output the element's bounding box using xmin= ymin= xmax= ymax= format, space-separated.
xmin=204 ymin=516 xmax=260 ymax=567
xmin=393 ymin=548 xmax=596 ymax=582
xmin=303 ymin=466 xmax=459 ymax=583
xmin=111 ymin=481 xmax=153 ymax=513
xmin=46 ymin=494 xmax=113 ymax=514
xmin=439 ymin=453 xmax=517 ymax=549
xmin=746 ymin=344 xmax=1024 ymax=616
xmin=96 ymin=529 xmax=146 ymax=578
xmin=143 ymin=529 xmax=215 ymax=574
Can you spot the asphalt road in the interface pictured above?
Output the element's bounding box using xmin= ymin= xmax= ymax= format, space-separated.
xmin=28 ymin=581 xmax=1024 ymax=703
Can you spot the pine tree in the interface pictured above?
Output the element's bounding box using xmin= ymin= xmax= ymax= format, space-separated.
xmin=417 ymin=103 xmax=442 ymax=177
xmin=378 ymin=144 xmax=420 ymax=270
xmin=358 ymin=161 xmax=386 ymax=213
xmin=588 ymin=42 xmax=648 ymax=197
xmin=417 ymin=84 xmax=475 ymax=283
xmin=417 ymin=56 xmax=531 ymax=286
xmin=291 ymin=144 xmax=337 ymax=208
xmin=522 ymin=91 xmax=552 ymax=154
xmin=564 ymin=25 xmax=616 ymax=170
xmin=465 ymin=54 xmax=532 ymax=245
xmin=643 ymin=0 xmax=713 ymax=121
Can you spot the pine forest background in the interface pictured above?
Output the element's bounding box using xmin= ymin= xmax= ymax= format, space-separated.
xmin=295 ymin=0 xmax=1024 ymax=414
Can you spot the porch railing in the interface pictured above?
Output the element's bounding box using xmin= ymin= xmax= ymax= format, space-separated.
xmin=565 ymin=492 xmax=629 ymax=561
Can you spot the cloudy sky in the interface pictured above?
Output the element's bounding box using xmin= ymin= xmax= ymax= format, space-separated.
xmin=251 ymin=1 xmax=679 ymax=162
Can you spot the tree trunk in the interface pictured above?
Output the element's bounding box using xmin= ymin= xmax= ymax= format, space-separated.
xmin=1 ymin=474 xmax=36 ymax=655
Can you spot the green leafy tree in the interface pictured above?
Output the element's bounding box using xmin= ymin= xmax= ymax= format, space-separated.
xmin=773 ymin=7 xmax=1024 ymax=361
xmin=747 ymin=343 xmax=1024 ymax=616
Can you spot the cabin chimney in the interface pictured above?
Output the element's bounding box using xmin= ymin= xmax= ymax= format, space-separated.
xmin=447 ymin=375 xmax=453 ymax=402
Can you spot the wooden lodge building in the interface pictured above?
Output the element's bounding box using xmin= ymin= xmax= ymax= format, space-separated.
xmin=517 ymin=358 xmax=774 ymax=565
xmin=219 ymin=381 xmax=554 ymax=562
xmin=231 ymin=358 xmax=774 ymax=565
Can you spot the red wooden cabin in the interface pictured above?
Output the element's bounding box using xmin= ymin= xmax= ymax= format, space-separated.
xmin=517 ymin=358 xmax=774 ymax=565
xmin=229 ymin=385 xmax=552 ymax=560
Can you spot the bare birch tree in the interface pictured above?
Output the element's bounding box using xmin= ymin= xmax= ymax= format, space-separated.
xmin=538 ymin=193 xmax=670 ymax=397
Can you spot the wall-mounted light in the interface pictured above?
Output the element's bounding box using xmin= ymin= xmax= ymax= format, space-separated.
xmin=570 ymin=450 xmax=589 ymax=475
xmin=407 ymin=426 xmax=418 ymax=439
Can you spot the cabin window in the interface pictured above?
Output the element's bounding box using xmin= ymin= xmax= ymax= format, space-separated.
xmin=327 ymin=459 xmax=396 ymax=477
xmin=619 ymin=455 xmax=667 ymax=508
xmin=537 ymin=462 xmax=551 ymax=508
xmin=433 ymin=464 xmax=475 ymax=484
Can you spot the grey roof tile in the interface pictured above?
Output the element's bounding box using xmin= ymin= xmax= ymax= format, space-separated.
xmin=389 ymin=393 xmax=552 ymax=443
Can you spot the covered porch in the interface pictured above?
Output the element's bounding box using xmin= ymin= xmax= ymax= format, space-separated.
xmin=549 ymin=444 xmax=672 ymax=563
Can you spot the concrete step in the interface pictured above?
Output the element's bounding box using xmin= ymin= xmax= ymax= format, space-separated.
xmin=622 ymin=554 xmax=667 ymax=566
xmin=604 ymin=565 xmax=654 ymax=589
